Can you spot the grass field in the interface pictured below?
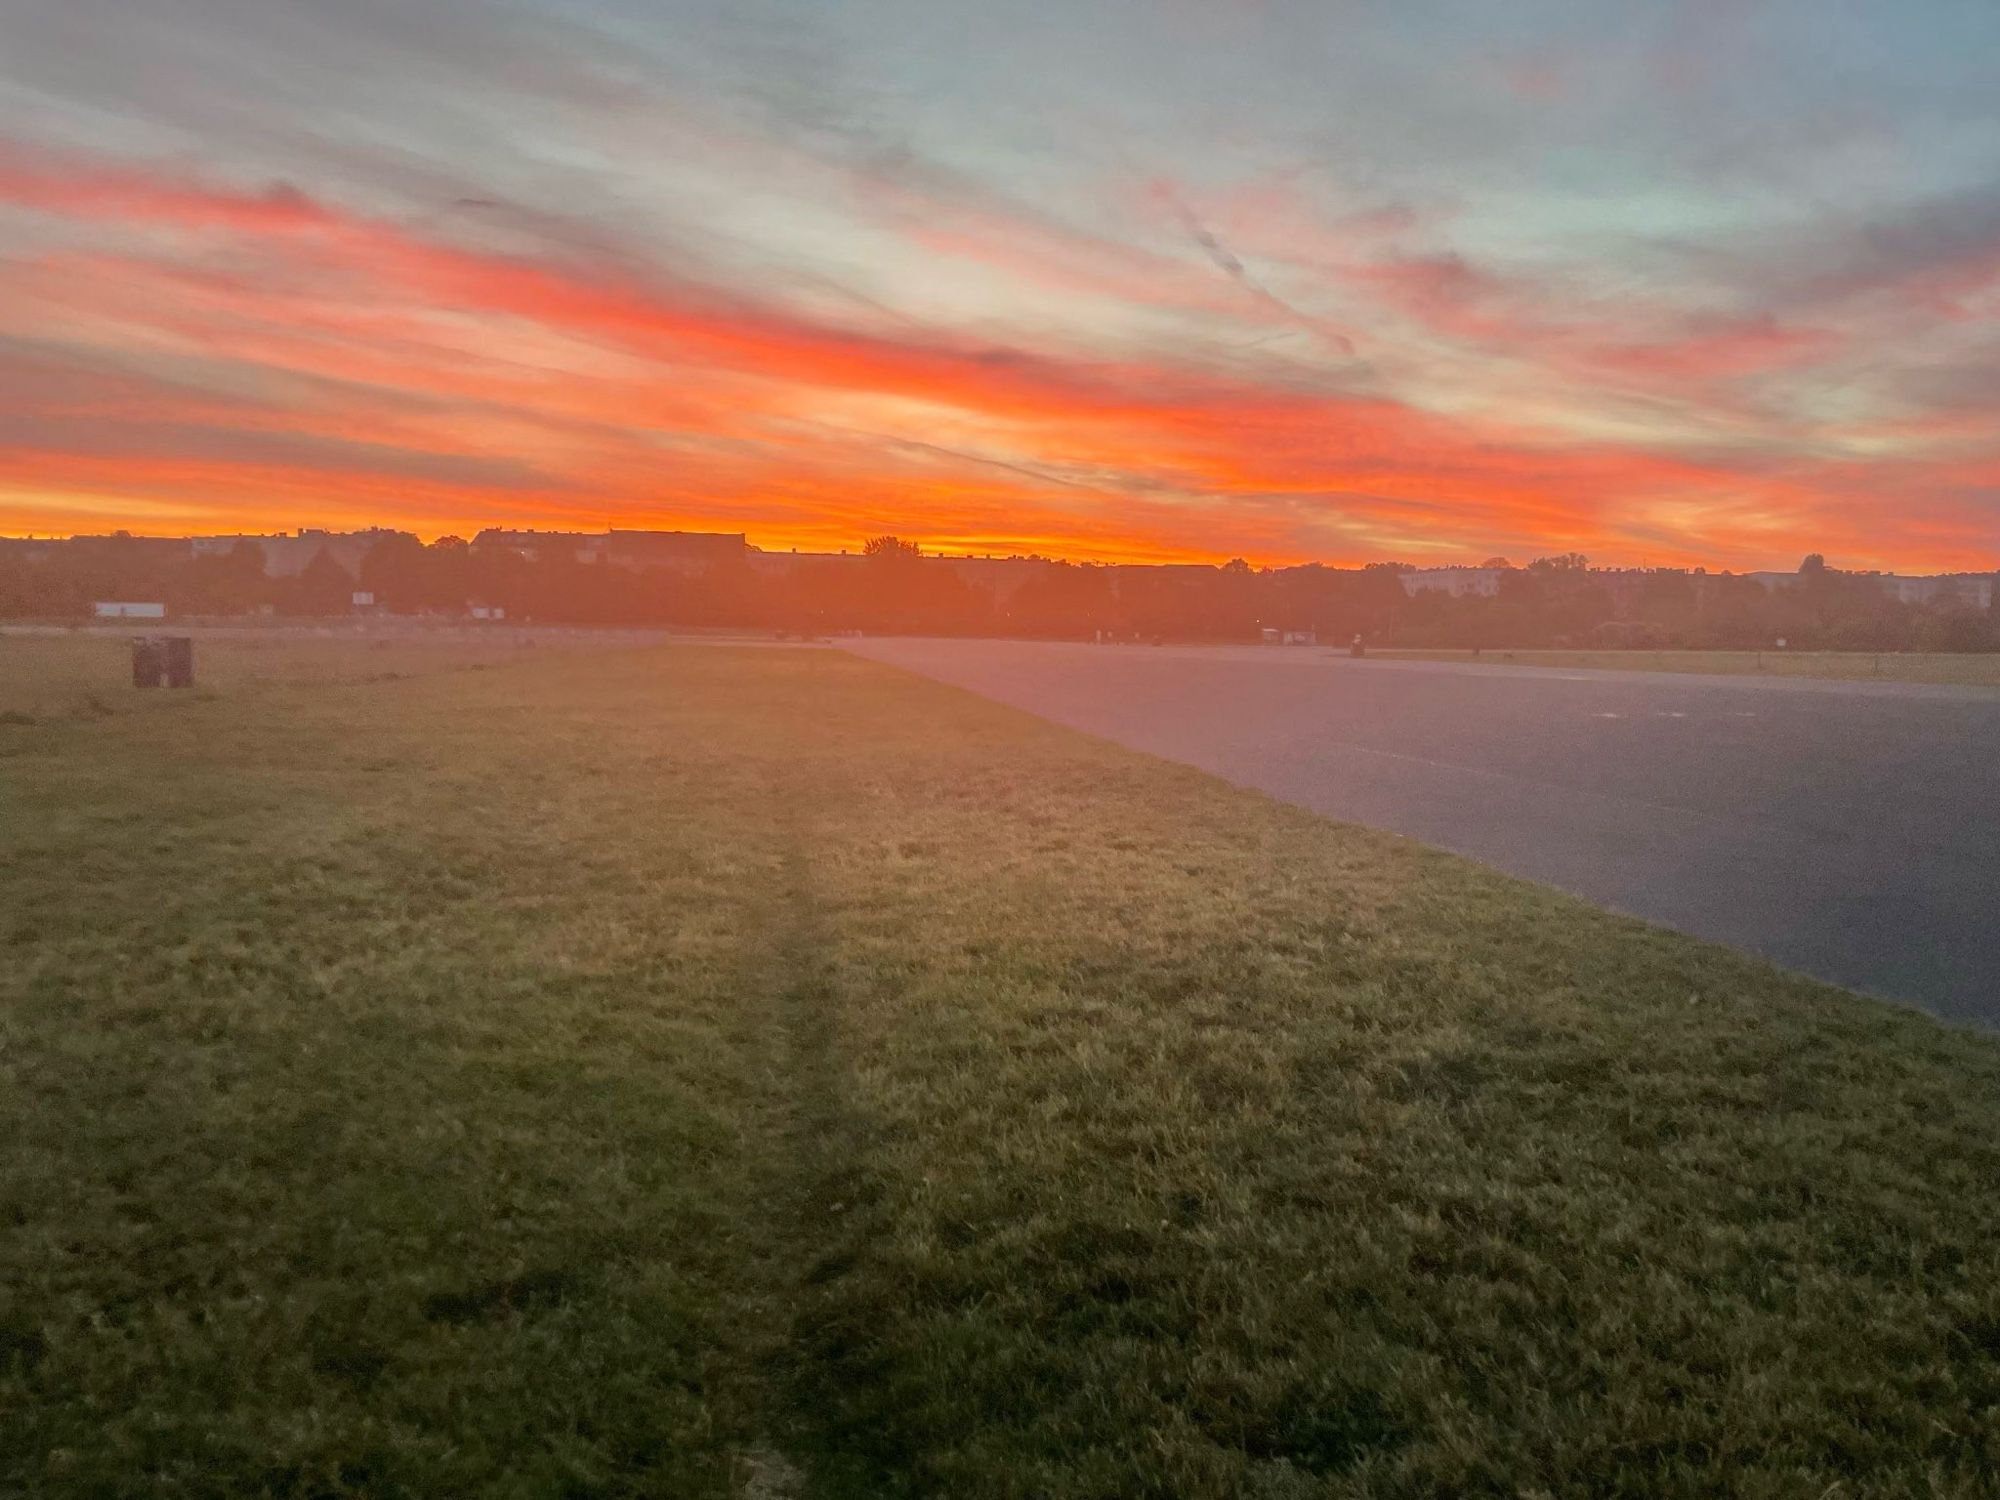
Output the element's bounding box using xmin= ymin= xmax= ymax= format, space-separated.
xmin=1370 ymin=647 xmax=2000 ymax=685
xmin=4 ymin=636 xmax=2000 ymax=1498
xmin=0 ymin=630 xmax=548 ymax=722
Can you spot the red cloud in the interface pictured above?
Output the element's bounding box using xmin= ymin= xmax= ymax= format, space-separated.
xmin=0 ymin=144 xmax=339 ymax=235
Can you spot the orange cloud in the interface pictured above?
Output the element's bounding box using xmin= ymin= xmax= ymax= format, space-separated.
xmin=0 ymin=141 xmax=1993 ymax=572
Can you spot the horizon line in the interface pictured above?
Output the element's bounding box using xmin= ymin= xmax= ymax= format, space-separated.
xmin=5 ymin=524 xmax=1995 ymax=580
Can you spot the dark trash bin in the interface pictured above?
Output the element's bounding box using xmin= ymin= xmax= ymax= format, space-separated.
xmin=131 ymin=637 xmax=164 ymax=689
xmin=163 ymin=636 xmax=195 ymax=688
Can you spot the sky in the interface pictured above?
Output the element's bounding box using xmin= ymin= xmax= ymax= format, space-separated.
xmin=1 ymin=1 xmax=1997 ymax=569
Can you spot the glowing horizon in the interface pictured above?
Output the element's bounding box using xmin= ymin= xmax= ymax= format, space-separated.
xmin=2 ymin=2 xmax=1996 ymax=573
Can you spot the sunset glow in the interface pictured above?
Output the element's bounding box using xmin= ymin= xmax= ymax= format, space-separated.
xmin=2 ymin=1 xmax=1997 ymax=568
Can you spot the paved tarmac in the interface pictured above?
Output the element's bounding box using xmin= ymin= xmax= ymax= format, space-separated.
xmin=847 ymin=638 xmax=2000 ymax=1025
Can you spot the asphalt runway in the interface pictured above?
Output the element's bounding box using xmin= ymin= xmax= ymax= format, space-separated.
xmin=847 ymin=639 xmax=2000 ymax=1025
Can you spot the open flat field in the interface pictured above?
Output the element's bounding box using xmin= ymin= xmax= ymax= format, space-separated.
xmin=4 ymin=638 xmax=2000 ymax=1497
xmin=1371 ymin=647 xmax=2000 ymax=685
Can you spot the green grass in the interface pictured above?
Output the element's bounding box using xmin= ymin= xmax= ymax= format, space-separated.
xmin=0 ymin=630 xmax=545 ymax=722
xmin=4 ymin=637 xmax=1999 ymax=1498
xmin=1372 ymin=647 xmax=2000 ymax=685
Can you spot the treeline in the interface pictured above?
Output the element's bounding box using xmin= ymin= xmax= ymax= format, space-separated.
xmin=3 ymin=533 xmax=1996 ymax=652
xmin=1392 ymin=555 xmax=2000 ymax=653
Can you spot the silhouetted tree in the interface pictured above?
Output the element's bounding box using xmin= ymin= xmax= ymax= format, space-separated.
xmin=175 ymin=540 xmax=268 ymax=615
xmin=359 ymin=533 xmax=431 ymax=612
xmin=279 ymin=550 xmax=356 ymax=616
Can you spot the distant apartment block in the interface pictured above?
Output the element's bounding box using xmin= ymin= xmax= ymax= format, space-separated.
xmin=1881 ymin=574 xmax=1995 ymax=609
xmin=471 ymin=530 xmax=602 ymax=564
xmin=744 ymin=546 xmax=1057 ymax=601
xmin=1400 ymin=564 xmax=1995 ymax=609
xmin=190 ymin=528 xmax=407 ymax=578
xmin=473 ymin=528 xmax=749 ymax=572
xmin=1743 ymin=569 xmax=1994 ymax=609
xmin=1400 ymin=567 xmax=1504 ymax=598
xmin=604 ymin=529 xmax=748 ymax=571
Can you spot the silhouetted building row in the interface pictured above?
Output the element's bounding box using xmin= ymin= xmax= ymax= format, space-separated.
xmin=4 ymin=530 xmax=1991 ymax=607
xmin=187 ymin=528 xmax=405 ymax=578
xmin=2 ymin=529 xmax=1994 ymax=653
xmin=472 ymin=528 xmax=750 ymax=573
xmin=1398 ymin=563 xmax=1995 ymax=610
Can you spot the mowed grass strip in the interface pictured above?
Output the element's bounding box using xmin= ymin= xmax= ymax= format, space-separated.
xmin=2 ymin=640 xmax=1998 ymax=1498
xmin=1372 ymin=646 xmax=2000 ymax=685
